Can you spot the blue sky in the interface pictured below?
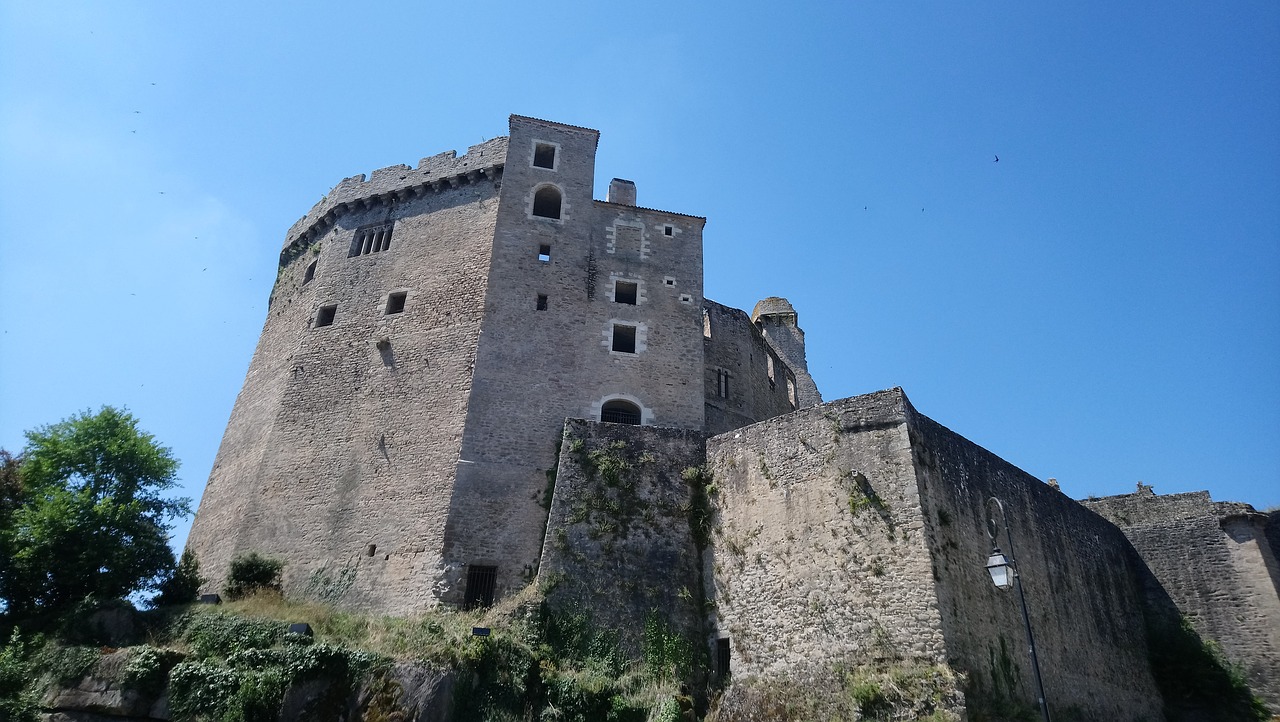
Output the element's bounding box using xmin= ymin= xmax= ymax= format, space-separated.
xmin=2 ymin=1 xmax=1277 ymax=553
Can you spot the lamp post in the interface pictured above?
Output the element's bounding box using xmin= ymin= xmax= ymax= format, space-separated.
xmin=984 ymin=496 xmax=1051 ymax=722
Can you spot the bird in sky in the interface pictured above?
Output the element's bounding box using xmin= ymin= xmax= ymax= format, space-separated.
xmin=994 ymin=155 xmax=1000 ymax=163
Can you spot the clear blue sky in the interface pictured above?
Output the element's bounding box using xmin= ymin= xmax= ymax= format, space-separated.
xmin=2 ymin=1 xmax=1277 ymax=553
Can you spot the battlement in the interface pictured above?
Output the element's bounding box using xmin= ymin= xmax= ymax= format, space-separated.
xmin=280 ymin=136 xmax=509 ymax=264
xmin=1083 ymin=485 xmax=1267 ymax=527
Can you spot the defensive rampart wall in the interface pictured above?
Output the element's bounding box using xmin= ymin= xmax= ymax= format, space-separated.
xmin=1085 ymin=489 xmax=1280 ymax=710
xmin=705 ymin=389 xmax=1161 ymax=721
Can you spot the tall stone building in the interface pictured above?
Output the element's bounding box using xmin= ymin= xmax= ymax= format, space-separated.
xmin=188 ymin=115 xmax=816 ymax=612
xmin=188 ymin=115 xmax=1278 ymax=718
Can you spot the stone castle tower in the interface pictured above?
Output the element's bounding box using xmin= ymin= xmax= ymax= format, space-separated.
xmin=187 ymin=115 xmax=817 ymax=612
xmin=188 ymin=115 xmax=1279 ymax=717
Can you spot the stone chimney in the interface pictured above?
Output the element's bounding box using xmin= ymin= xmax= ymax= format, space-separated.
xmin=607 ymin=178 xmax=636 ymax=206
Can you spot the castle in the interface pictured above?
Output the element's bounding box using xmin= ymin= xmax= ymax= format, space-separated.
xmin=188 ymin=116 xmax=1279 ymax=718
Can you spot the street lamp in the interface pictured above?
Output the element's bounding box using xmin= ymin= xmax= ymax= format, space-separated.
xmin=985 ymin=496 xmax=1052 ymax=722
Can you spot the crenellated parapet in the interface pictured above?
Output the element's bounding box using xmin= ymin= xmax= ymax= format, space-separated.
xmin=279 ymin=136 xmax=509 ymax=266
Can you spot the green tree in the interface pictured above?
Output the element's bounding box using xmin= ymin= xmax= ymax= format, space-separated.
xmin=155 ymin=548 xmax=204 ymax=607
xmin=0 ymin=407 xmax=190 ymax=616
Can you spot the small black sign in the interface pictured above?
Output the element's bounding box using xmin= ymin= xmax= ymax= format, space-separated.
xmin=472 ymin=627 xmax=491 ymax=637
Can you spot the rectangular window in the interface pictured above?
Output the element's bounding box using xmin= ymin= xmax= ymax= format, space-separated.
xmin=612 ymin=324 xmax=636 ymax=353
xmin=767 ymin=354 xmax=776 ymax=389
xmin=787 ymin=378 xmax=797 ymax=408
xmin=538 ymin=244 xmax=551 ymax=262
xmin=303 ymin=260 xmax=317 ymax=284
xmin=533 ymin=142 xmax=557 ymax=170
xmin=536 ymin=294 xmax=548 ymax=311
xmin=717 ymin=370 xmax=730 ymax=398
xmin=614 ymin=280 xmax=638 ymax=305
xmin=385 ymin=291 xmax=407 ymax=315
xmin=663 ymin=224 xmax=674 ymax=237
xmin=349 ymin=222 xmax=394 ymax=257
xmin=315 ymin=304 xmax=337 ymax=328
xmin=464 ymin=565 xmax=497 ymax=609
xmin=717 ymin=638 xmax=731 ymax=678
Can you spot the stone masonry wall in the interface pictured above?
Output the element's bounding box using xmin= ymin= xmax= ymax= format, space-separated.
xmin=902 ymin=396 xmax=1161 ymax=720
xmin=537 ymin=419 xmax=708 ymax=656
xmin=188 ymin=152 xmax=502 ymax=613
xmin=1084 ymin=489 xmax=1280 ymax=710
xmin=704 ymin=391 xmax=952 ymax=686
xmin=703 ymin=300 xmax=799 ymax=436
xmin=442 ymin=116 xmax=708 ymax=605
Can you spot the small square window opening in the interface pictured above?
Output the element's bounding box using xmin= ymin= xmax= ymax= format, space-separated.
xmin=533 ymin=142 xmax=557 ymax=170
xmin=663 ymin=225 xmax=674 ymax=237
xmin=303 ymin=260 xmax=317 ymax=284
xmin=538 ymin=244 xmax=551 ymax=262
xmin=614 ymin=281 xmax=638 ymax=305
xmin=385 ymin=292 xmax=407 ymax=315
xmin=315 ymin=304 xmax=337 ymax=328
xmin=536 ymin=294 xmax=548 ymax=311
xmin=612 ymin=324 xmax=637 ymax=354
xmin=664 ymin=277 xmax=676 ymax=286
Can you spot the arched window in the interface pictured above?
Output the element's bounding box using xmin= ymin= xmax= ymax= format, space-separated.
xmin=532 ymin=186 xmax=562 ymax=219
xmin=601 ymin=399 xmax=641 ymax=425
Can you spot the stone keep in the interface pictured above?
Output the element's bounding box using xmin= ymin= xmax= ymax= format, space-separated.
xmin=187 ymin=115 xmax=818 ymax=612
xmin=188 ymin=115 xmax=1279 ymax=717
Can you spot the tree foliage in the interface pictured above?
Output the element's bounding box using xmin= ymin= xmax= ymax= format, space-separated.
xmin=156 ymin=549 xmax=205 ymax=607
xmin=0 ymin=407 xmax=190 ymax=617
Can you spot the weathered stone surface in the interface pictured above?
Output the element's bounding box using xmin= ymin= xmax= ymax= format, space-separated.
xmin=538 ymin=419 xmax=707 ymax=655
xmin=40 ymin=651 xmax=167 ymax=721
xmin=353 ymin=663 xmax=454 ymax=722
xmin=706 ymin=389 xmax=1163 ymax=721
xmin=1085 ymin=487 xmax=1280 ymax=710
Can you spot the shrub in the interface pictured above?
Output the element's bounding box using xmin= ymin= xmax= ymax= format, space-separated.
xmin=181 ymin=612 xmax=287 ymax=658
xmin=155 ymin=549 xmax=204 ymax=607
xmin=122 ymin=645 xmax=185 ymax=697
xmin=224 ymin=553 xmax=284 ymax=600
xmin=0 ymin=629 xmax=39 ymax=722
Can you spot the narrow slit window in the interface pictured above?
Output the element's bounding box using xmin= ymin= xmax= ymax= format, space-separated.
xmin=538 ymin=244 xmax=551 ymax=262
xmin=532 ymin=186 xmax=562 ymax=219
xmin=315 ymin=304 xmax=337 ymax=328
xmin=787 ymin=378 xmax=797 ymax=408
xmin=767 ymin=354 xmax=776 ymax=389
xmin=717 ymin=370 xmax=730 ymax=398
xmin=533 ymin=142 xmax=557 ymax=169
xmin=536 ymin=294 xmax=548 ymax=311
xmin=614 ymin=280 xmax=638 ymax=305
xmin=385 ymin=291 xmax=407 ymax=315
xmin=464 ymin=565 xmax=497 ymax=609
xmin=717 ymin=638 xmax=731 ymax=678
xmin=612 ymin=324 xmax=636 ymax=353
xmin=303 ymin=260 xmax=317 ymax=284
